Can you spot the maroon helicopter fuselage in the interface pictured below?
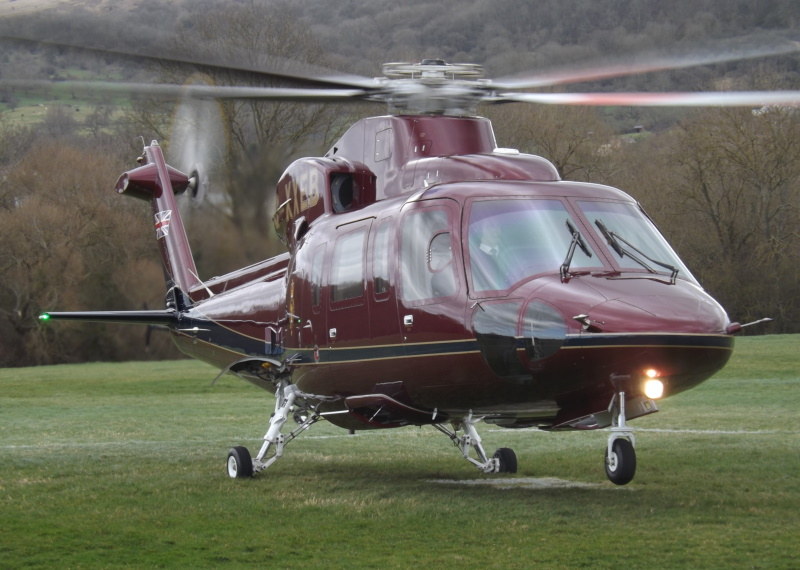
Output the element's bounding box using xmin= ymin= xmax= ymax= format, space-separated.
xmin=156 ymin=115 xmax=734 ymax=432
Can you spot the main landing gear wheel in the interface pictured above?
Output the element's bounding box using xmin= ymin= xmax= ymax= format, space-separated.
xmin=433 ymin=413 xmax=520 ymax=474
xmin=225 ymin=381 xmax=324 ymax=480
xmin=493 ymin=447 xmax=518 ymax=474
xmin=605 ymin=438 xmax=636 ymax=485
xmin=227 ymin=446 xmax=253 ymax=479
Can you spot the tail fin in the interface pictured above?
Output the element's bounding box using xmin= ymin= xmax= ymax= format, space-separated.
xmin=114 ymin=141 xmax=202 ymax=297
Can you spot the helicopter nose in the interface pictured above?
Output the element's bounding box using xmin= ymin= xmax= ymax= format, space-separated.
xmin=551 ymin=281 xmax=733 ymax=397
xmin=578 ymin=291 xmax=730 ymax=334
xmin=472 ymin=278 xmax=733 ymax=398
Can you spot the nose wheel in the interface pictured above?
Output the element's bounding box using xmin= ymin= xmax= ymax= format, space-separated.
xmin=605 ymin=391 xmax=637 ymax=485
xmin=605 ymin=437 xmax=636 ymax=485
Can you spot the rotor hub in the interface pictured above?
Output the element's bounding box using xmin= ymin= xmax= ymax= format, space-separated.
xmin=375 ymin=60 xmax=490 ymax=115
xmin=381 ymin=61 xmax=485 ymax=82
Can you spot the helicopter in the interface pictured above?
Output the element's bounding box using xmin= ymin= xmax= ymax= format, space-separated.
xmin=30 ymin=44 xmax=800 ymax=485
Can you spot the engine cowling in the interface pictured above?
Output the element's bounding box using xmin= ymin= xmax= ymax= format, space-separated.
xmin=273 ymin=157 xmax=376 ymax=249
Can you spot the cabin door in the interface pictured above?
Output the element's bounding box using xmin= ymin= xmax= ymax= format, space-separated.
xmin=396 ymin=200 xmax=465 ymax=349
xmin=326 ymin=219 xmax=373 ymax=349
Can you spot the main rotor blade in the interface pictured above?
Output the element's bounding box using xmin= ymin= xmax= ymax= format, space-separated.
xmin=0 ymin=34 xmax=379 ymax=91
xmin=498 ymin=91 xmax=800 ymax=107
xmin=0 ymin=79 xmax=371 ymax=102
xmin=492 ymin=36 xmax=800 ymax=90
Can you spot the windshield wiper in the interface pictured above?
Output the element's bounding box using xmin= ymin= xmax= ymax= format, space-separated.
xmin=560 ymin=220 xmax=592 ymax=281
xmin=594 ymin=219 xmax=678 ymax=284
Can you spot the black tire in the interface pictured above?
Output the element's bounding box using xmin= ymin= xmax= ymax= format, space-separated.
xmin=605 ymin=438 xmax=636 ymax=485
xmin=227 ymin=446 xmax=253 ymax=479
xmin=493 ymin=447 xmax=518 ymax=474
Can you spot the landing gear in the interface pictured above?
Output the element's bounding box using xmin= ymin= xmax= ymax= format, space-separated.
xmin=434 ymin=412 xmax=517 ymax=474
xmin=225 ymin=379 xmax=321 ymax=479
xmin=605 ymin=391 xmax=637 ymax=485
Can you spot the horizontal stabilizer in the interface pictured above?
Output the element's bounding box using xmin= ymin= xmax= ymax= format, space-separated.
xmin=39 ymin=310 xmax=176 ymax=326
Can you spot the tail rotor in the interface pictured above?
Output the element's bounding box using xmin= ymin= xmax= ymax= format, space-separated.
xmin=168 ymin=77 xmax=230 ymax=216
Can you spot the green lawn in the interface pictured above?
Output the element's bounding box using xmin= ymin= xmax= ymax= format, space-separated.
xmin=1 ymin=336 xmax=798 ymax=568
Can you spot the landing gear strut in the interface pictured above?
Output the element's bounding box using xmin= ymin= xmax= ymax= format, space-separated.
xmin=434 ymin=412 xmax=517 ymax=474
xmin=226 ymin=379 xmax=320 ymax=478
xmin=605 ymin=391 xmax=637 ymax=485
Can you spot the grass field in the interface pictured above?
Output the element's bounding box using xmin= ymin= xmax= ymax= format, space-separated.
xmin=1 ymin=336 xmax=798 ymax=568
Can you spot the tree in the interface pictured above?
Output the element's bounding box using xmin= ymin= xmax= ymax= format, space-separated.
xmin=668 ymin=106 xmax=800 ymax=330
xmin=0 ymin=141 xmax=176 ymax=366
xmin=119 ymin=2 xmax=363 ymax=278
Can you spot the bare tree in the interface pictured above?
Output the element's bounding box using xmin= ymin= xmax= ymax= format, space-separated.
xmin=668 ymin=106 xmax=800 ymax=330
xmin=119 ymin=2 xmax=358 ymax=275
xmin=0 ymin=141 xmax=175 ymax=365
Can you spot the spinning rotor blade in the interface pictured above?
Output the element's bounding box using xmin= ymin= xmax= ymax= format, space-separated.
xmin=0 ymin=79 xmax=371 ymax=103
xmin=4 ymin=30 xmax=799 ymax=114
xmin=492 ymin=35 xmax=800 ymax=90
xmin=0 ymin=34 xmax=378 ymax=91
xmin=169 ymin=90 xmax=229 ymax=214
xmin=499 ymin=90 xmax=800 ymax=107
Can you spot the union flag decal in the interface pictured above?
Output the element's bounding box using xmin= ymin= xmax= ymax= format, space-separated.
xmin=154 ymin=210 xmax=172 ymax=239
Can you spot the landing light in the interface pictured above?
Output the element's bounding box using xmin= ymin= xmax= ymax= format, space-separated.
xmin=644 ymin=378 xmax=664 ymax=399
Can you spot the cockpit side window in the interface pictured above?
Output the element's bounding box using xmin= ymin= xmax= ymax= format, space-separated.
xmin=400 ymin=208 xmax=458 ymax=302
xmin=578 ymin=200 xmax=697 ymax=284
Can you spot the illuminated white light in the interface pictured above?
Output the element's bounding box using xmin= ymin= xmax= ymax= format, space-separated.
xmin=645 ymin=368 xmax=659 ymax=379
xmin=644 ymin=379 xmax=664 ymax=399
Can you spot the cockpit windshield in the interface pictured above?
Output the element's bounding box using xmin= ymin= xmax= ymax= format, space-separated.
xmin=578 ymin=201 xmax=697 ymax=285
xmin=467 ymin=199 xmax=597 ymax=292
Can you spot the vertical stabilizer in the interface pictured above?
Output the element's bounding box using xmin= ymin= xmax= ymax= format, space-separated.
xmin=114 ymin=141 xmax=202 ymax=296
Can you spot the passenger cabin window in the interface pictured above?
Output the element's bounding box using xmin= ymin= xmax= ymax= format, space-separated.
xmin=331 ymin=229 xmax=366 ymax=305
xmin=373 ymin=221 xmax=392 ymax=298
xmin=401 ymin=208 xmax=457 ymax=302
xmin=311 ymin=245 xmax=325 ymax=308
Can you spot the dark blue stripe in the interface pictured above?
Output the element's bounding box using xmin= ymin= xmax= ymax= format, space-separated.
xmin=563 ymin=333 xmax=733 ymax=350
